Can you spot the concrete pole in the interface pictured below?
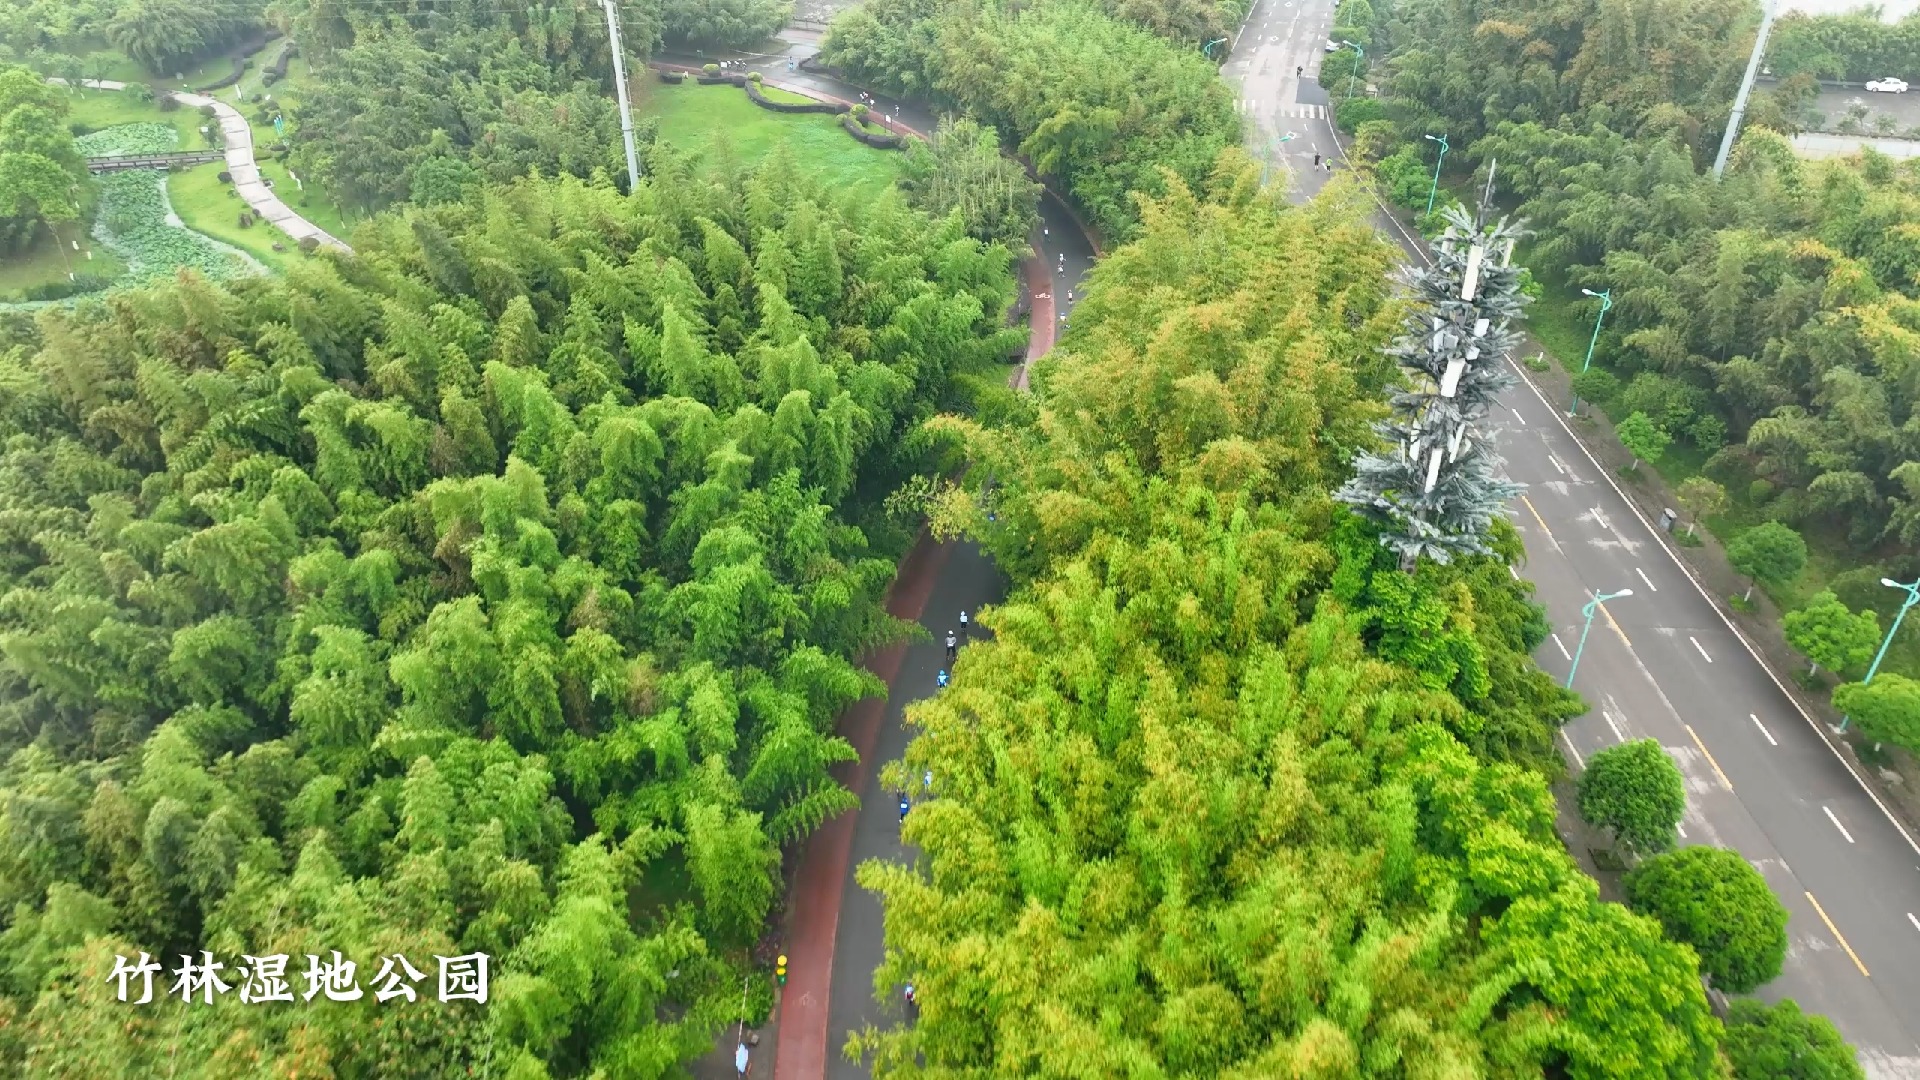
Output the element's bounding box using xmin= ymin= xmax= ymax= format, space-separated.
xmin=1713 ymin=0 xmax=1776 ymax=180
xmin=601 ymin=0 xmax=642 ymax=191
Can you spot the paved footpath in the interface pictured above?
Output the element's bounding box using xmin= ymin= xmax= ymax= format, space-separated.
xmin=50 ymin=79 xmax=350 ymax=254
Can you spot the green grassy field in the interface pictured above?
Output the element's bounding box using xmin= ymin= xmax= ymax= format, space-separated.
xmin=166 ymin=162 xmax=292 ymax=272
xmin=64 ymin=88 xmax=211 ymax=147
xmin=640 ymin=80 xmax=906 ymax=204
xmin=0 ymin=220 xmax=127 ymax=301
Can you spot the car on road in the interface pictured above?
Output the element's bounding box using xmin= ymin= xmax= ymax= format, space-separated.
xmin=1865 ymin=78 xmax=1909 ymax=93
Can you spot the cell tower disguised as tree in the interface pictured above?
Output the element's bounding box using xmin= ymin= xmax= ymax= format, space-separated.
xmin=1337 ymin=197 xmax=1530 ymax=567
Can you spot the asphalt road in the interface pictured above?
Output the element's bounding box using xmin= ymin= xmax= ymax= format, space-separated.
xmin=1810 ymin=84 xmax=1920 ymax=133
xmin=707 ymin=18 xmax=1920 ymax=1076
xmin=820 ymin=187 xmax=1093 ymax=1078
xmin=1228 ymin=3 xmax=1920 ymax=1075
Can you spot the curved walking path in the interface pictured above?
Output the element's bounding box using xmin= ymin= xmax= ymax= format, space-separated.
xmin=51 ymin=79 xmax=350 ymax=254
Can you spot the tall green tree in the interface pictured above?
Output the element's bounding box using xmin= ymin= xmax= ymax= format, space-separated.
xmin=0 ymin=64 xmax=86 ymax=254
xmin=1783 ymin=590 xmax=1880 ymax=678
xmin=1578 ymin=738 xmax=1686 ymax=854
xmin=1625 ymin=845 xmax=1788 ymax=992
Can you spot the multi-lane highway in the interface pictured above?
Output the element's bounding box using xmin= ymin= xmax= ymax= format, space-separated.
xmin=1227 ymin=2 xmax=1920 ymax=1075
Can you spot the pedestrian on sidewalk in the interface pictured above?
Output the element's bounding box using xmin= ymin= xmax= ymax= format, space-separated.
xmin=958 ymin=609 xmax=969 ymax=636
xmin=936 ymin=669 xmax=949 ymax=688
xmin=1066 ymin=289 xmax=1073 ymax=302
xmin=735 ymin=1042 xmax=749 ymax=1078
xmin=945 ymin=629 xmax=958 ymax=662
xmin=1313 ymin=153 xmax=1321 ymax=167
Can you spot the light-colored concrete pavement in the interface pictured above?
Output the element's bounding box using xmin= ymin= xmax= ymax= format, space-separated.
xmin=1221 ymin=0 xmax=1341 ymax=198
xmin=1230 ymin=3 xmax=1920 ymax=1076
xmin=51 ymin=79 xmax=349 ymax=254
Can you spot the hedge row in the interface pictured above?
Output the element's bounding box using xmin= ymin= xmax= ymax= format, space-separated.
xmin=840 ymin=114 xmax=905 ymax=149
xmin=745 ymin=80 xmax=845 ymax=115
xmin=191 ymin=29 xmax=282 ymax=92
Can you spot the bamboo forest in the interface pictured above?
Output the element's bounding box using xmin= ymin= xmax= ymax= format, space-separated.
xmin=4 ymin=0 xmax=1915 ymax=1074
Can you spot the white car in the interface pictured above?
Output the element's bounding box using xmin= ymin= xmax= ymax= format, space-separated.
xmin=1325 ymin=40 xmax=1342 ymax=52
xmin=1865 ymin=78 xmax=1909 ymax=93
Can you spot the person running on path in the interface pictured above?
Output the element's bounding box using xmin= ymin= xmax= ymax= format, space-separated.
xmin=904 ymin=984 xmax=916 ymax=1009
xmin=898 ymin=794 xmax=910 ymax=823
xmin=923 ymin=769 xmax=932 ymax=791
xmin=936 ymin=668 xmax=950 ymax=689
xmin=945 ymin=629 xmax=957 ymax=662
xmin=735 ymin=1043 xmax=750 ymax=1078
xmin=958 ymin=609 xmax=969 ymax=637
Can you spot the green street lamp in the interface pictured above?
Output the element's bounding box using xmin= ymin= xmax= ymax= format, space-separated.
xmin=1566 ymin=588 xmax=1634 ymax=689
xmin=1204 ymin=37 xmax=1227 ymax=60
xmin=1838 ymin=576 xmax=1920 ymax=732
xmin=1424 ymin=133 xmax=1448 ymax=215
xmin=1566 ymin=286 xmax=1613 ymax=416
xmin=1341 ymin=40 xmax=1364 ymax=104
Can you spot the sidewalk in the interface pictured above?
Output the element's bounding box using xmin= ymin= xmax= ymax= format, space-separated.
xmin=48 ymin=78 xmax=349 ymax=254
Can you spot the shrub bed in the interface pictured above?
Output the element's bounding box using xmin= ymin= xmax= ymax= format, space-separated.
xmin=840 ymin=114 xmax=905 ymax=148
xmin=744 ymin=80 xmax=845 ymax=115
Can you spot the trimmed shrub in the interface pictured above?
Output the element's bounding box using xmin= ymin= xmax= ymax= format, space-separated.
xmin=702 ymin=63 xmax=720 ymax=76
xmin=298 ymin=236 xmax=320 ymax=254
xmin=1624 ymin=846 xmax=1787 ymax=992
xmin=218 ymin=171 xmax=232 ymax=183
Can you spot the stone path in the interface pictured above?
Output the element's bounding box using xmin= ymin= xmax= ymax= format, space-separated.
xmin=52 ymin=79 xmax=350 ymax=254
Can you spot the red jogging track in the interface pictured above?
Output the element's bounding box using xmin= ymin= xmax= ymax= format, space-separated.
xmin=771 ymin=258 xmax=1056 ymax=1080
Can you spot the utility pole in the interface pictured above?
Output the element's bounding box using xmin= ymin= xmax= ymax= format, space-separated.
xmin=1712 ymin=0 xmax=1776 ymax=180
xmin=600 ymin=0 xmax=642 ymax=191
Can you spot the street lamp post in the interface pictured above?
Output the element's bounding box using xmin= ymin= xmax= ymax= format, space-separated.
xmin=1838 ymin=576 xmax=1920 ymax=732
xmin=1424 ymin=133 xmax=1448 ymax=215
xmin=1566 ymin=588 xmax=1635 ymax=688
xmin=1204 ymin=37 xmax=1227 ymax=60
xmin=1340 ymin=41 xmax=1364 ymax=104
xmin=1566 ymin=287 xmax=1613 ymax=416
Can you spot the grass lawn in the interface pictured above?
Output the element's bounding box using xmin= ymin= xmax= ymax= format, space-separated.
xmin=756 ymin=83 xmax=817 ymax=106
xmin=64 ymin=88 xmax=211 ymax=149
xmin=167 ymin=163 xmax=294 ymax=272
xmin=640 ymin=80 xmax=906 ymax=203
xmin=0 ymin=220 xmax=127 ymax=300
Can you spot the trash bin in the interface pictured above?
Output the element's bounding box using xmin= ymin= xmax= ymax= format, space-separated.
xmin=1658 ymin=508 xmax=1677 ymax=533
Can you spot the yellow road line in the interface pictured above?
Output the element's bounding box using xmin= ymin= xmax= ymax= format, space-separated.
xmin=1520 ymin=495 xmax=1555 ymax=544
xmin=1684 ymin=724 xmax=1733 ymax=791
xmin=1806 ymin=891 xmax=1871 ymax=978
xmin=1598 ymin=599 xmax=1631 ymax=648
